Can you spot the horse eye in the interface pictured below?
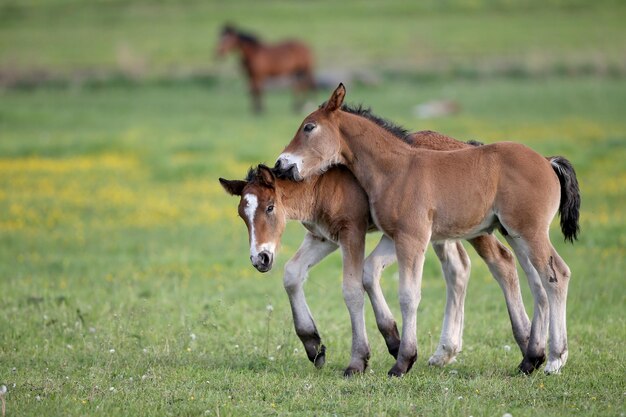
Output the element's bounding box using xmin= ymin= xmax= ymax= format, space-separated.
xmin=303 ymin=123 xmax=316 ymax=133
xmin=266 ymin=205 xmax=274 ymax=213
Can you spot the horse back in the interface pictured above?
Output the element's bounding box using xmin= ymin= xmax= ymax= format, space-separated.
xmin=257 ymin=40 xmax=313 ymax=74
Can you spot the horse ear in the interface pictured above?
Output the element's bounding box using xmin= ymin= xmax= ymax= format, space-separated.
xmin=256 ymin=164 xmax=275 ymax=188
xmin=219 ymin=178 xmax=246 ymax=196
xmin=324 ymin=83 xmax=346 ymax=112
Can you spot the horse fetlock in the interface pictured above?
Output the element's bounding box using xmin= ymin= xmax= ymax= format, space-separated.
xmin=545 ymin=350 xmax=568 ymax=374
xmin=312 ymin=344 xmax=327 ymax=368
xmin=298 ymin=332 xmax=324 ymax=366
xmin=428 ymin=344 xmax=459 ymax=367
xmin=383 ymin=324 xmax=401 ymax=359
xmin=388 ymin=349 xmax=418 ymax=377
xmin=343 ymin=354 xmax=369 ymax=377
xmin=518 ymin=352 xmax=546 ymax=375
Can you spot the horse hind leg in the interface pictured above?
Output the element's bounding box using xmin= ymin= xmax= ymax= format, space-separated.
xmin=428 ymin=240 xmax=470 ymax=367
xmin=469 ymin=235 xmax=531 ymax=356
xmin=362 ymin=236 xmax=401 ymax=359
xmin=505 ymin=235 xmax=549 ymax=374
xmin=533 ymin=245 xmax=571 ymax=374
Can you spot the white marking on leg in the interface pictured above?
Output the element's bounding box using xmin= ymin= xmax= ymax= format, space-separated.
xmin=284 ymin=234 xmax=338 ymax=336
xmin=363 ymin=236 xmax=398 ymax=352
xmin=363 ymin=236 xmax=397 ymax=328
xmin=429 ymin=240 xmax=469 ymax=366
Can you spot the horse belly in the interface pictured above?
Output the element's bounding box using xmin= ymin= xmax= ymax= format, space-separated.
xmin=431 ymin=210 xmax=498 ymax=241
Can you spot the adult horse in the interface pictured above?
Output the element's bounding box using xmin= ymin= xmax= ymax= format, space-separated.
xmin=220 ymin=128 xmax=533 ymax=376
xmin=275 ymin=84 xmax=580 ymax=377
xmin=216 ymin=24 xmax=315 ymax=113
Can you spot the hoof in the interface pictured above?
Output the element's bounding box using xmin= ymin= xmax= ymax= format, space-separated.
xmin=428 ymin=345 xmax=458 ymax=367
xmin=428 ymin=354 xmax=456 ymax=367
xmin=545 ymin=351 xmax=568 ymax=374
xmin=313 ymin=345 xmax=326 ymax=369
xmin=518 ymin=354 xmax=545 ymax=375
xmin=387 ymin=364 xmax=405 ymax=378
xmin=343 ymin=366 xmax=365 ymax=377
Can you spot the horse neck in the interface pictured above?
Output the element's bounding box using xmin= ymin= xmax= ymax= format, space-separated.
xmin=338 ymin=113 xmax=413 ymax=192
xmin=237 ymin=39 xmax=261 ymax=61
xmin=275 ymin=178 xmax=317 ymax=221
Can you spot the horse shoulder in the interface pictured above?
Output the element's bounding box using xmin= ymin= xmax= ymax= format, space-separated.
xmin=316 ymin=169 xmax=370 ymax=239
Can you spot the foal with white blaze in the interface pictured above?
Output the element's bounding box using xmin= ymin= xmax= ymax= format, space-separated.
xmin=221 ymin=128 xmax=535 ymax=376
xmin=275 ymin=84 xmax=580 ymax=377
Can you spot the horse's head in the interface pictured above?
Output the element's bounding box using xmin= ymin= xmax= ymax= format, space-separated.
xmin=219 ymin=165 xmax=286 ymax=273
xmin=216 ymin=24 xmax=238 ymax=56
xmin=274 ymin=83 xmax=347 ymax=181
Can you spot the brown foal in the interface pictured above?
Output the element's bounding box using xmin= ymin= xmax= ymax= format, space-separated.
xmin=275 ymin=84 xmax=580 ymax=376
xmin=221 ymin=129 xmax=534 ymax=376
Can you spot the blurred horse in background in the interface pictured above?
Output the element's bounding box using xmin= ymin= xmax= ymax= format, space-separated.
xmin=216 ymin=24 xmax=315 ymax=113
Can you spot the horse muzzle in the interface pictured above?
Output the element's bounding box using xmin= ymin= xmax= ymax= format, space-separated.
xmin=273 ymin=159 xmax=303 ymax=181
xmin=251 ymin=250 xmax=274 ymax=273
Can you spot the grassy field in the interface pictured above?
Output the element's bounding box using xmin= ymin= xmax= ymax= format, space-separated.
xmin=1 ymin=1 xmax=626 ymax=416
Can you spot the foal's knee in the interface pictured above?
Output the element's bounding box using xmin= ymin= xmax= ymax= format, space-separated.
xmin=362 ymin=257 xmax=381 ymax=292
xmin=283 ymin=260 xmax=304 ymax=294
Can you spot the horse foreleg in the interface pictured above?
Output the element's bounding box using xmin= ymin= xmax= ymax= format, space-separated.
xmin=284 ymin=232 xmax=338 ymax=368
xmin=363 ymin=235 xmax=400 ymax=359
xmin=249 ymin=79 xmax=263 ymax=114
xmin=428 ymin=240 xmax=470 ymax=366
xmin=388 ymin=231 xmax=430 ymax=377
xmin=469 ymin=235 xmax=531 ymax=356
xmin=339 ymin=228 xmax=370 ymax=377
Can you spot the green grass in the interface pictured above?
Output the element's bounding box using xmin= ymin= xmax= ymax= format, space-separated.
xmin=1 ymin=76 xmax=625 ymax=416
xmin=1 ymin=1 xmax=626 ymax=416
xmin=1 ymin=0 xmax=626 ymax=78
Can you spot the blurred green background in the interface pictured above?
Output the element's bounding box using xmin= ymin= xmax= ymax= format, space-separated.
xmin=1 ymin=1 xmax=625 ymax=416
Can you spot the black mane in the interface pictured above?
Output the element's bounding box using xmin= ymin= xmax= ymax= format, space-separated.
xmin=245 ymin=166 xmax=257 ymax=182
xmin=340 ymin=103 xmax=412 ymax=144
xmin=222 ymin=24 xmax=261 ymax=45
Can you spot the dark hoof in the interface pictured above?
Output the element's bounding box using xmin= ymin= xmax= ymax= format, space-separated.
xmin=343 ymin=366 xmax=364 ymax=377
xmin=313 ymin=345 xmax=326 ymax=368
xmin=518 ymin=354 xmax=546 ymax=375
xmin=387 ymin=364 xmax=405 ymax=378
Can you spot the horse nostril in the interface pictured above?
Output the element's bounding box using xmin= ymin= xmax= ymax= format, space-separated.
xmin=259 ymin=251 xmax=270 ymax=266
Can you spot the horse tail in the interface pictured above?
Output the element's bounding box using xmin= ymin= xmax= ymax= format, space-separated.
xmin=549 ymin=156 xmax=581 ymax=243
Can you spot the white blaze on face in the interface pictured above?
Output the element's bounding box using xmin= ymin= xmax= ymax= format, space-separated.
xmin=243 ymin=193 xmax=276 ymax=261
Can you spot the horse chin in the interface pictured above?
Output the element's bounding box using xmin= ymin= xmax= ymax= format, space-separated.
xmin=254 ymin=263 xmax=273 ymax=273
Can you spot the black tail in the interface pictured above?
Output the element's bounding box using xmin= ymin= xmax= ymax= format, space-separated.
xmin=549 ymin=156 xmax=581 ymax=243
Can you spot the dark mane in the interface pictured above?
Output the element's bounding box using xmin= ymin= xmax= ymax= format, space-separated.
xmin=340 ymin=103 xmax=412 ymax=144
xmin=245 ymin=166 xmax=258 ymax=182
xmin=222 ymin=25 xmax=261 ymax=45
